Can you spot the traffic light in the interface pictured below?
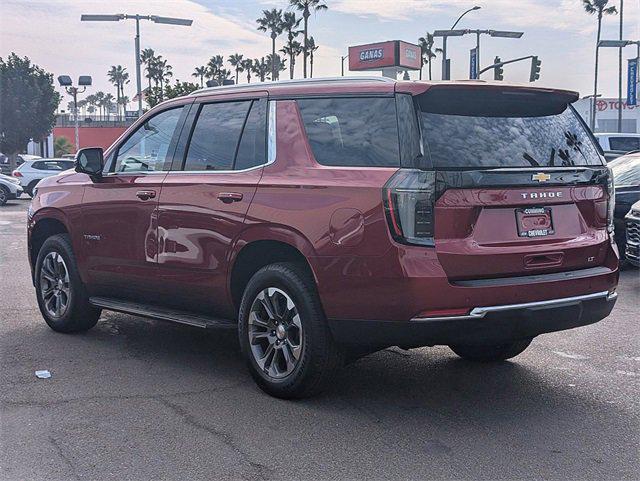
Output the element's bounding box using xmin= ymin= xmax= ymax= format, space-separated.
xmin=494 ymin=56 xmax=504 ymax=81
xmin=529 ymin=56 xmax=541 ymax=82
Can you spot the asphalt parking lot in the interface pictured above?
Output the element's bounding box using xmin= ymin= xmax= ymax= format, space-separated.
xmin=1 ymin=197 xmax=638 ymax=481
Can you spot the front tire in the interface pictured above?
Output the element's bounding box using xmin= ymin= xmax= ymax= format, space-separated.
xmin=238 ymin=262 xmax=343 ymax=399
xmin=34 ymin=234 xmax=101 ymax=333
xmin=0 ymin=185 xmax=8 ymax=206
xmin=449 ymin=338 xmax=533 ymax=362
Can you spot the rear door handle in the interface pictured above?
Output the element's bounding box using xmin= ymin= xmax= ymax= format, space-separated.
xmin=217 ymin=192 xmax=243 ymax=204
xmin=136 ymin=190 xmax=156 ymax=200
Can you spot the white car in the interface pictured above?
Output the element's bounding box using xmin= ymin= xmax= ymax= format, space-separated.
xmin=594 ymin=133 xmax=640 ymax=161
xmin=0 ymin=153 xmax=41 ymax=175
xmin=0 ymin=173 xmax=23 ymax=206
xmin=12 ymin=158 xmax=75 ymax=196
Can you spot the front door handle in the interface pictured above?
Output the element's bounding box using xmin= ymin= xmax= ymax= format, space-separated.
xmin=136 ymin=190 xmax=156 ymax=200
xmin=217 ymin=192 xmax=243 ymax=204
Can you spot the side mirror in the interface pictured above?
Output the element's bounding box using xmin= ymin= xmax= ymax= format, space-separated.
xmin=75 ymin=147 xmax=104 ymax=177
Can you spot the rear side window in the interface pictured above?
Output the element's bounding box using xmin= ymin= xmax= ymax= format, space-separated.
xmin=235 ymin=99 xmax=267 ymax=170
xmin=297 ymin=97 xmax=400 ymax=167
xmin=184 ymin=101 xmax=251 ymax=171
xmin=608 ymin=137 xmax=640 ymax=152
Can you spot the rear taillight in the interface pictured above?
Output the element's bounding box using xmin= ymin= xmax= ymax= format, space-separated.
xmin=12 ymin=170 xmax=22 ymax=177
xmin=606 ymin=166 xmax=615 ymax=234
xmin=383 ymin=169 xmax=436 ymax=246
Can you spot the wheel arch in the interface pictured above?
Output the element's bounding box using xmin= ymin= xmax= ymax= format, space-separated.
xmin=29 ymin=212 xmax=71 ymax=281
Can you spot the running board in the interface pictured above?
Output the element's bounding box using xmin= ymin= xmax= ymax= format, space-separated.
xmin=89 ymin=297 xmax=237 ymax=329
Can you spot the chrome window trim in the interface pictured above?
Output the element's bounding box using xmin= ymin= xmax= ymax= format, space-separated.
xmin=411 ymin=290 xmax=616 ymax=322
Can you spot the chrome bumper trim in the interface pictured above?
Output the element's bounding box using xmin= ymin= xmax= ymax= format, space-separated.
xmin=411 ymin=290 xmax=615 ymax=322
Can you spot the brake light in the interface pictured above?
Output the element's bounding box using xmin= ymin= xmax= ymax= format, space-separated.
xmin=12 ymin=171 xmax=22 ymax=177
xmin=606 ymin=166 xmax=615 ymax=234
xmin=383 ymin=169 xmax=436 ymax=246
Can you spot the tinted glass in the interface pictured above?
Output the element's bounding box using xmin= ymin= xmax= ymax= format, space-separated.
xmin=114 ymin=107 xmax=183 ymax=173
xmin=396 ymin=94 xmax=422 ymax=167
xmin=420 ymin=107 xmax=602 ymax=168
xmin=611 ymin=156 xmax=640 ymax=186
xmin=184 ymin=101 xmax=250 ymax=171
xmin=297 ymin=97 xmax=400 ymax=167
xmin=608 ymin=137 xmax=640 ymax=152
xmin=235 ymin=100 xmax=267 ymax=170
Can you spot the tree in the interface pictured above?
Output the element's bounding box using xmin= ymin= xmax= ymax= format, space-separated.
xmin=140 ymin=48 xmax=155 ymax=92
xmin=289 ymin=0 xmax=327 ymax=78
xmin=252 ymin=57 xmax=270 ymax=82
xmin=583 ymin=0 xmax=618 ymax=130
xmin=257 ymin=8 xmax=284 ymax=81
xmin=165 ymin=80 xmax=200 ymax=99
xmin=281 ymin=41 xmax=302 ymax=79
xmin=156 ymin=59 xmax=173 ymax=99
xmin=207 ymin=55 xmax=224 ymax=81
xmin=306 ymin=36 xmax=319 ymax=78
xmin=228 ymin=53 xmax=244 ymax=84
xmin=266 ymin=53 xmax=287 ymax=81
xmin=94 ymin=91 xmax=105 ymax=118
xmin=101 ymin=93 xmax=115 ymax=119
xmin=192 ymin=65 xmax=207 ymax=87
xmin=107 ymin=65 xmax=129 ymax=119
xmin=0 ymin=53 xmax=60 ymax=169
xmin=281 ymin=12 xmax=302 ymax=79
xmin=54 ymin=136 xmax=74 ymax=157
xmin=242 ymin=58 xmax=254 ymax=83
xmin=418 ymin=33 xmax=442 ymax=80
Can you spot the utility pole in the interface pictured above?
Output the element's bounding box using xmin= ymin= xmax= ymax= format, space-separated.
xmin=619 ymin=0 xmax=624 ymax=133
xmin=440 ymin=6 xmax=481 ymax=80
xmin=341 ymin=55 xmax=348 ymax=76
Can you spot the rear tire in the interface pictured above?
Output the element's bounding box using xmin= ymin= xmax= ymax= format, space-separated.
xmin=34 ymin=234 xmax=101 ymax=333
xmin=449 ymin=338 xmax=533 ymax=362
xmin=0 ymin=185 xmax=8 ymax=206
xmin=238 ymin=262 xmax=343 ymax=399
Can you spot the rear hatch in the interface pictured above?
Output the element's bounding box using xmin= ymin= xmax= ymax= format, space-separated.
xmin=417 ymin=85 xmax=611 ymax=280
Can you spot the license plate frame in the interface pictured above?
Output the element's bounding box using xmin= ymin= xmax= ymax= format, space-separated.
xmin=515 ymin=206 xmax=555 ymax=238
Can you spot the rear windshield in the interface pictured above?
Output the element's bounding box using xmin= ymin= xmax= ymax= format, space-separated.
xmin=419 ymin=95 xmax=603 ymax=169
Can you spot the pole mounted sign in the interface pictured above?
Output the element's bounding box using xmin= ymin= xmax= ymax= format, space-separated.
xmin=469 ymin=47 xmax=478 ymax=79
xmin=628 ymin=58 xmax=638 ymax=106
xmin=348 ymin=40 xmax=422 ymax=72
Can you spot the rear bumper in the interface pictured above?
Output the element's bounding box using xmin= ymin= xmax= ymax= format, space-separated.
xmin=329 ymin=290 xmax=617 ymax=347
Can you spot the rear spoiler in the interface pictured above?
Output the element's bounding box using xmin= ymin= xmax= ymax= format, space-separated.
xmin=415 ymin=84 xmax=579 ymax=118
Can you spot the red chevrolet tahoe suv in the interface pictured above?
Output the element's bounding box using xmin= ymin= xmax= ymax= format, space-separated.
xmin=28 ymin=78 xmax=619 ymax=398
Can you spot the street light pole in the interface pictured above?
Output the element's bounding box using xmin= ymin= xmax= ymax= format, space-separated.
xmin=58 ymin=76 xmax=92 ymax=153
xmin=81 ymin=13 xmax=193 ymax=119
xmin=441 ymin=6 xmax=481 ymax=80
xmin=341 ymin=55 xmax=348 ymax=76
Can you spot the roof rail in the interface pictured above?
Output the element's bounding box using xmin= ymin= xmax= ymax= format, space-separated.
xmin=191 ymin=76 xmax=395 ymax=96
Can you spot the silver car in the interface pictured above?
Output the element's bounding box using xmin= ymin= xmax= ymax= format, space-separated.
xmin=0 ymin=173 xmax=23 ymax=206
xmin=12 ymin=158 xmax=75 ymax=197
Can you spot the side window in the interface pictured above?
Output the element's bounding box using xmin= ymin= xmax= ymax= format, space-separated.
xmin=396 ymin=94 xmax=422 ymax=167
xmin=114 ymin=107 xmax=183 ymax=173
xmin=184 ymin=101 xmax=251 ymax=171
xmin=235 ymin=99 xmax=267 ymax=170
xmin=297 ymin=97 xmax=400 ymax=167
xmin=31 ymin=161 xmax=45 ymax=170
xmin=609 ymin=137 xmax=640 ymax=152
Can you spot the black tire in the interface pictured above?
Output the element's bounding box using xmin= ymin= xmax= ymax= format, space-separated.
xmin=26 ymin=180 xmax=39 ymax=197
xmin=449 ymin=338 xmax=533 ymax=362
xmin=238 ymin=262 xmax=343 ymax=399
xmin=34 ymin=234 xmax=101 ymax=333
xmin=0 ymin=185 xmax=8 ymax=206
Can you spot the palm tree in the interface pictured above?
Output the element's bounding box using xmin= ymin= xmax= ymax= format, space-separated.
xmin=306 ymin=36 xmax=319 ymax=78
xmin=155 ymin=59 xmax=173 ymax=99
xmin=583 ymin=0 xmax=618 ymax=130
xmin=192 ymin=66 xmax=207 ymax=87
xmin=252 ymin=57 xmax=270 ymax=82
xmin=94 ymin=91 xmax=105 ymax=118
xmin=228 ymin=53 xmax=244 ymax=84
xmin=207 ymin=55 xmax=224 ymax=81
xmin=101 ymin=93 xmax=115 ymax=119
xmin=257 ymin=8 xmax=284 ymax=81
xmin=107 ymin=65 xmax=129 ymax=119
xmin=242 ymin=59 xmax=254 ymax=83
xmin=281 ymin=41 xmax=302 ymax=79
xmin=119 ymin=96 xmax=129 ymax=115
xmin=289 ymin=0 xmax=327 ymax=78
xmin=216 ymin=68 xmax=234 ymax=85
xmin=418 ymin=33 xmax=442 ymax=81
xmin=85 ymin=94 xmax=97 ymax=117
xmin=140 ymin=48 xmax=155 ymax=92
xmin=266 ymin=53 xmax=287 ymax=81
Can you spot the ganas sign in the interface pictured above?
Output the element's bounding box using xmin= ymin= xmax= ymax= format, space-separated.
xmin=360 ymin=48 xmax=384 ymax=62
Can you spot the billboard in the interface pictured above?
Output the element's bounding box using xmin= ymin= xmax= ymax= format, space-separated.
xmin=349 ymin=40 xmax=422 ymax=71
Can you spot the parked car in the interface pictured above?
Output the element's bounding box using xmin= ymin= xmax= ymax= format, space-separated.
xmin=609 ymin=153 xmax=640 ymax=262
xmin=0 ymin=172 xmax=23 ymax=206
xmin=0 ymin=153 xmax=41 ymax=175
xmin=594 ymin=133 xmax=640 ymax=162
xmin=624 ymin=200 xmax=640 ymax=267
xmin=27 ymin=78 xmax=619 ymax=398
xmin=13 ymin=158 xmax=75 ymax=196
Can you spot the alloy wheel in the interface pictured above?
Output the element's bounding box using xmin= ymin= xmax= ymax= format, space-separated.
xmin=248 ymin=287 xmax=303 ymax=379
xmin=39 ymin=251 xmax=71 ymax=318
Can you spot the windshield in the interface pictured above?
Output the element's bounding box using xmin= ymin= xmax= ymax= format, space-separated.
xmin=610 ymin=155 xmax=640 ymax=186
xmin=420 ymin=107 xmax=603 ymax=169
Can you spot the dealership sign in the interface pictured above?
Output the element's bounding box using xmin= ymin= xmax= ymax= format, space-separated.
xmin=349 ymin=40 xmax=422 ymax=71
xmin=628 ymin=58 xmax=638 ymax=106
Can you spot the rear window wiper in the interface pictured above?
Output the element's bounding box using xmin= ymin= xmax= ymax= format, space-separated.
xmin=522 ymin=152 xmax=540 ymax=167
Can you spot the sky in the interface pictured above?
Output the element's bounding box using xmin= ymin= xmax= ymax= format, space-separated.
xmin=1 ymin=0 xmax=639 ymax=109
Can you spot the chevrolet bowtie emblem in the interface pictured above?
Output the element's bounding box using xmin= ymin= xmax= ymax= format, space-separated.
xmin=532 ymin=172 xmax=551 ymax=182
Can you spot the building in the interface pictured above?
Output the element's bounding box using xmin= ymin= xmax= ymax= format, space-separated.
xmin=574 ymin=97 xmax=640 ymax=133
